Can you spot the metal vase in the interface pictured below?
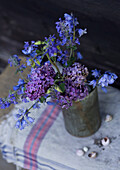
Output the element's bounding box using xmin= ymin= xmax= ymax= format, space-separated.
xmin=62 ymin=88 xmax=101 ymax=137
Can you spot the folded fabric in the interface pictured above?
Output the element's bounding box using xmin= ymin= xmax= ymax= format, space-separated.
xmin=0 ymin=86 xmax=120 ymax=170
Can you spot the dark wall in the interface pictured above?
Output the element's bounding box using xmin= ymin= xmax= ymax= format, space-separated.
xmin=0 ymin=0 xmax=120 ymax=86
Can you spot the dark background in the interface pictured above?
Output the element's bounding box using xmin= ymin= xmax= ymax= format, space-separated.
xmin=0 ymin=0 xmax=120 ymax=87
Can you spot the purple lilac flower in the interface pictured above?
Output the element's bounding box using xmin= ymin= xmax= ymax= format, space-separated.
xmin=63 ymin=62 xmax=89 ymax=86
xmin=56 ymin=80 xmax=88 ymax=109
xmin=25 ymin=63 xmax=56 ymax=101
xmin=91 ymin=69 xmax=101 ymax=78
xmin=54 ymin=63 xmax=89 ymax=108
xmin=8 ymin=55 xmax=21 ymax=67
xmin=14 ymin=108 xmax=34 ymax=130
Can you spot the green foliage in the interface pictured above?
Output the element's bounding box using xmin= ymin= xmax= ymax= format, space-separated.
xmin=39 ymin=96 xmax=46 ymax=103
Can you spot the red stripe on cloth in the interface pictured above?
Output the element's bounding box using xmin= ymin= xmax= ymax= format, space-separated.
xmin=32 ymin=106 xmax=60 ymax=170
xmin=24 ymin=105 xmax=54 ymax=169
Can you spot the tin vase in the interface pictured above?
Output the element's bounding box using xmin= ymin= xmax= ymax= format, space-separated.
xmin=62 ymin=88 xmax=101 ymax=137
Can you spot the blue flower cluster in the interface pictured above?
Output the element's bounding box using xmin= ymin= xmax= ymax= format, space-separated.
xmin=0 ymin=93 xmax=18 ymax=109
xmin=14 ymin=108 xmax=34 ymax=130
xmin=22 ymin=41 xmax=38 ymax=56
xmin=8 ymin=55 xmax=21 ymax=67
xmin=16 ymin=64 xmax=26 ymax=73
xmin=89 ymin=69 xmax=118 ymax=92
xmin=44 ymin=35 xmax=61 ymax=58
xmin=22 ymin=41 xmax=43 ymax=67
xmin=55 ymin=13 xmax=86 ymax=46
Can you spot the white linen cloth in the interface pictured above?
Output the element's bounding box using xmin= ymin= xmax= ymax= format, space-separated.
xmin=0 ymin=86 xmax=120 ymax=170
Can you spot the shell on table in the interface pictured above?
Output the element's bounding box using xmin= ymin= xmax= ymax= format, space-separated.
xmin=101 ymin=137 xmax=110 ymax=146
xmin=88 ymin=151 xmax=97 ymax=158
xmin=105 ymin=114 xmax=113 ymax=122
xmin=76 ymin=149 xmax=85 ymax=156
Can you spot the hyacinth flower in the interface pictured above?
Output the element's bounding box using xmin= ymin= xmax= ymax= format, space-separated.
xmin=0 ymin=13 xmax=118 ymax=130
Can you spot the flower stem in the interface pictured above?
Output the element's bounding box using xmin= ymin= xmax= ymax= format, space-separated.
xmin=46 ymin=53 xmax=62 ymax=78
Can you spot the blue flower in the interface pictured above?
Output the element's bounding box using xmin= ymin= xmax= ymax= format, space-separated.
xmin=78 ymin=28 xmax=87 ymax=37
xmin=101 ymin=87 xmax=107 ymax=93
xmin=77 ymin=52 xmax=83 ymax=60
xmin=105 ymin=71 xmax=118 ymax=84
xmin=0 ymin=93 xmax=18 ymax=109
xmin=98 ymin=74 xmax=109 ymax=87
xmin=26 ymin=58 xmax=32 ymax=66
xmin=16 ymin=64 xmax=26 ymax=73
xmin=64 ymin=13 xmax=72 ymax=21
xmin=22 ymin=41 xmax=38 ymax=55
xmin=33 ymin=102 xmax=40 ymax=109
xmin=98 ymin=72 xmax=118 ymax=88
xmin=89 ymin=80 xmax=97 ymax=88
xmin=91 ymin=69 xmax=101 ymax=78
xmin=14 ymin=108 xmax=34 ymax=130
xmin=46 ymin=101 xmax=55 ymax=105
xmin=26 ymin=116 xmax=34 ymax=124
xmin=13 ymin=79 xmax=25 ymax=95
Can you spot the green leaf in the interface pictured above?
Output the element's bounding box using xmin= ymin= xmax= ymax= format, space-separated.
xmin=36 ymin=50 xmax=41 ymax=54
xmin=34 ymin=41 xmax=42 ymax=45
xmin=54 ymin=53 xmax=57 ymax=56
xmin=59 ymin=83 xmax=65 ymax=92
xmin=57 ymin=46 xmax=60 ymax=50
xmin=43 ymin=46 xmax=47 ymax=50
xmin=41 ymin=42 xmax=45 ymax=45
xmin=46 ymin=89 xmax=51 ymax=94
xmin=32 ymin=62 xmax=36 ymax=68
xmin=39 ymin=96 xmax=46 ymax=103
xmin=55 ymin=83 xmax=65 ymax=93
xmin=55 ymin=86 xmax=63 ymax=93
xmin=9 ymin=90 xmax=12 ymax=95
xmin=36 ymin=60 xmax=40 ymax=65
xmin=51 ymin=56 xmax=56 ymax=62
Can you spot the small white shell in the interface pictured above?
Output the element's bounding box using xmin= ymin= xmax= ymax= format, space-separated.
xmin=88 ymin=152 xmax=97 ymax=158
xmin=83 ymin=146 xmax=89 ymax=152
xmin=105 ymin=114 xmax=113 ymax=122
xmin=76 ymin=149 xmax=85 ymax=156
xmin=101 ymin=137 xmax=110 ymax=146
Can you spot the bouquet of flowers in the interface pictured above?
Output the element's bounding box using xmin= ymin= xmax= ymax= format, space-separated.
xmin=0 ymin=13 xmax=118 ymax=130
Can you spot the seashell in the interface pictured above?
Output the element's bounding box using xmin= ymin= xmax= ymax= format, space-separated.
xmin=101 ymin=137 xmax=110 ymax=146
xmin=83 ymin=146 xmax=89 ymax=152
xmin=76 ymin=149 xmax=85 ymax=156
xmin=105 ymin=114 xmax=113 ymax=122
xmin=88 ymin=152 xmax=97 ymax=158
